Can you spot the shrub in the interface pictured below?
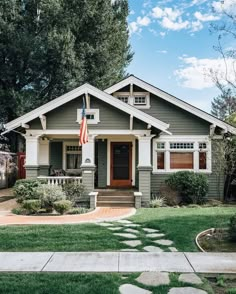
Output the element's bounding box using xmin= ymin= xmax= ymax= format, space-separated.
xmin=37 ymin=185 xmax=66 ymax=212
xmin=53 ymin=200 xmax=72 ymax=214
xmin=68 ymin=207 xmax=91 ymax=215
xmin=159 ymin=183 xmax=181 ymax=206
xmin=13 ymin=179 xmax=44 ymax=203
xmin=62 ymin=183 xmax=85 ymax=205
xmin=229 ymin=214 xmax=236 ymax=242
xmin=11 ymin=207 xmax=27 ymax=215
xmin=166 ymin=171 xmax=208 ymax=204
xmin=150 ymin=195 xmax=167 ymax=208
xmin=22 ymin=200 xmax=41 ymax=214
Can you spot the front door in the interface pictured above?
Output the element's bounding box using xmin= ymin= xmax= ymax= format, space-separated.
xmin=110 ymin=142 xmax=132 ymax=187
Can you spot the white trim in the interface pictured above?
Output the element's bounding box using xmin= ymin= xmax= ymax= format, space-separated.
xmin=152 ymin=135 xmax=212 ymax=174
xmin=25 ymin=129 xmax=152 ymax=136
xmin=105 ymin=75 xmax=236 ymax=135
xmin=107 ymin=137 xmax=136 ymax=186
xmin=4 ymin=83 xmax=171 ymax=135
xmin=114 ymin=91 xmax=150 ymax=109
xmin=76 ymin=108 xmax=100 ymax=125
xmin=62 ymin=141 xmax=82 ymax=171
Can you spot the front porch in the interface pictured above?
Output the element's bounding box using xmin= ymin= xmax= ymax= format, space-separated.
xmin=25 ymin=130 xmax=154 ymax=207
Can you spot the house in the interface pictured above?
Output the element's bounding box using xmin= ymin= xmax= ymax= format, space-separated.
xmin=3 ymin=75 xmax=236 ymax=207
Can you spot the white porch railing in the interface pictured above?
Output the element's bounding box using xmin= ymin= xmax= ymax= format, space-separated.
xmin=37 ymin=176 xmax=83 ymax=186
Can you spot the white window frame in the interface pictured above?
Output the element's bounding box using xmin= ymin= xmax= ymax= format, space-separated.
xmin=63 ymin=141 xmax=82 ymax=171
xmin=76 ymin=109 xmax=100 ymax=125
xmin=113 ymin=92 xmax=150 ymax=109
xmin=153 ymin=135 xmax=212 ymax=174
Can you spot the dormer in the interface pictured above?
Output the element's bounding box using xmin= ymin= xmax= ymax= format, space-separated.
xmin=112 ymin=82 xmax=151 ymax=109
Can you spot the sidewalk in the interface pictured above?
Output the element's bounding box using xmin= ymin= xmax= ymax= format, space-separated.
xmin=0 ymin=252 xmax=235 ymax=273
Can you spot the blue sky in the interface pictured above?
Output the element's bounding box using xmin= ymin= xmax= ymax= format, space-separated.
xmin=127 ymin=0 xmax=235 ymax=113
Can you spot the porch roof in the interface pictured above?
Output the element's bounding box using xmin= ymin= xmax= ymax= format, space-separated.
xmin=3 ymin=83 xmax=171 ymax=136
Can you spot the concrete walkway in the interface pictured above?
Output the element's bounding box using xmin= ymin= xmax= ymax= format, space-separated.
xmin=0 ymin=252 xmax=235 ymax=273
xmin=0 ymin=207 xmax=136 ymax=225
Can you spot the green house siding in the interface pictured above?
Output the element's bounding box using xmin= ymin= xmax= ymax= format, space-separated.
xmin=49 ymin=142 xmax=63 ymax=170
xmin=29 ymin=95 xmax=147 ymax=130
xmin=151 ymin=140 xmax=224 ymax=200
xmin=143 ymin=94 xmax=210 ymax=135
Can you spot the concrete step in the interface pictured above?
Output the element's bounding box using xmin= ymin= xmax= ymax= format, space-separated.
xmin=97 ymin=201 xmax=134 ymax=207
xmin=98 ymin=191 xmax=134 ymax=196
xmin=97 ymin=196 xmax=134 ymax=202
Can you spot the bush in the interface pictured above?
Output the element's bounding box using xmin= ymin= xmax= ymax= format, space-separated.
xmin=62 ymin=183 xmax=85 ymax=205
xmin=22 ymin=200 xmax=41 ymax=214
xmin=229 ymin=214 xmax=236 ymax=242
xmin=159 ymin=183 xmax=181 ymax=206
xmin=68 ymin=207 xmax=91 ymax=215
xmin=11 ymin=207 xmax=27 ymax=215
xmin=37 ymin=185 xmax=66 ymax=212
xmin=150 ymin=195 xmax=167 ymax=208
xmin=166 ymin=171 xmax=208 ymax=204
xmin=53 ymin=200 xmax=72 ymax=214
xmin=13 ymin=179 xmax=45 ymax=203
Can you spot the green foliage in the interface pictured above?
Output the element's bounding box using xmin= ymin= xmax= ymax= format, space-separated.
xmin=166 ymin=171 xmax=208 ymax=204
xmin=13 ymin=179 xmax=44 ymax=203
xmin=227 ymin=288 xmax=236 ymax=294
xmin=0 ymin=0 xmax=132 ymax=123
xmin=68 ymin=207 xmax=91 ymax=215
xmin=11 ymin=207 xmax=27 ymax=215
xmin=62 ymin=183 xmax=85 ymax=205
xmin=216 ymin=275 xmax=226 ymax=287
xmin=150 ymin=195 xmax=167 ymax=208
xmin=229 ymin=214 xmax=236 ymax=241
xmin=22 ymin=200 xmax=41 ymax=214
xmin=37 ymin=184 xmax=66 ymax=212
xmin=53 ymin=200 xmax=72 ymax=215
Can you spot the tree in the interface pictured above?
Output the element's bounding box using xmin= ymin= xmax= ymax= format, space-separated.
xmin=210 ymin=1 xmax=236 ymax=93
xmin=211 ymin=89 xmax=236 ymax=121
xmin=0 ymin=0 xmax=133 ymax=123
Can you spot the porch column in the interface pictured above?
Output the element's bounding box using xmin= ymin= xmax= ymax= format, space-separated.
xmin=24 ymin=135 xmax=40 ymax=178
xmin=81 ymin=135 xmax=96 ymax=199
xmin=137 ymin=135 xmax=153 ymax=207
xmin=38 ymin=138 xmax=50 ymax=176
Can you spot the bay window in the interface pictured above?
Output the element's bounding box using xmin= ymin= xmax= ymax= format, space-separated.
xmin=153 ymin=136 xmax=211 ymax=173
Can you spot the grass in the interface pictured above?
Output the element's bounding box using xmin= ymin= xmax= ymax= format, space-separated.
xmin=0 ymin=272 xmax=213 ymax=294
xmin=0 ymin=207 xmax=235 ymax=252
xmin=130 ymin=207 xmax=236 ymax=251
xmin=0 ymin=224 xmax=124 ymax=251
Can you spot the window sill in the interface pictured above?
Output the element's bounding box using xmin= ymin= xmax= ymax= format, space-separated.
xmin=152 ymin=170 xmax=212 ymax=175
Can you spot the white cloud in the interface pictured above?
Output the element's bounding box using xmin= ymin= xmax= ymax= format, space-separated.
xmin=152 ymin=6 xmax=182 ymax=21
xmin=174 ymin=56 xmax=236 ymax=89
xmin=160 ymin=31 xmax=166 ymax=37
xmin=157 ymin=50 xmax=168 ymax=54
xmin=212 ymin=0 xmax=236 ymax=13
xmin=129 ymin=10 xmax=135 ymax=15
xmin=194 ymin=11 xmax=220 ymax=22
xmin=149 ymin=28 xmax=159 ymax=36
xmin=191 ymin=0 xmax=208 ymax=5
xmin=129 ymin=21 xmax=141 ymax=34
xmin=137 ymin=16 xmax=151 ymax=26
xmin=191 ymin=20 xmax=203 ymax=32
xmin=161 ymin=17 xmax=189 ymax=31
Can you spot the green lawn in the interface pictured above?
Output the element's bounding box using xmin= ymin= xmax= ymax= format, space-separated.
xmin=0 ymin=224 xmax=124 ymax=251
xmin=131 ymin=207 xmax=236 ymax=251
xmin=0 ymin=207 xmax=235 ymax=252
xmin=0 ymin=273 xmax=213 ymax=294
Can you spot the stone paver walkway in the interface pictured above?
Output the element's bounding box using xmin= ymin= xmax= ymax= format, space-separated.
xmin=0 ymin=207 xmax=136 ymax=225
xmin=0 ymin=252 xmax=235 ymax=273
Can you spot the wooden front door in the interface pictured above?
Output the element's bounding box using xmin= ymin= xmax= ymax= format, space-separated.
xmin=110 ymin=142 xmax=132 ymax=187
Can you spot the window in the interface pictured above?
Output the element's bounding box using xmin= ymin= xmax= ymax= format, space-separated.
xmin=114 ymin=91 xmax=150 ymax=109
xmin=153 ymin=137 xmax=211 ymax=173
xmin=77 ymin=109 xmax=99 ymax=124
xmin=117 ymin=96 xmax=129 ymax=103
xmin=66 ymin=145 xmax=82 ymax=170
xmin=170 ymin=152 xmax=193 ymax=169
xmin=134 ymin=96 xmax=146 ymax=105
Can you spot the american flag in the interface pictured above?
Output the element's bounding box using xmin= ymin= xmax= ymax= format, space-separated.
xmin=79 ymin=97 xmax=88 ymax=145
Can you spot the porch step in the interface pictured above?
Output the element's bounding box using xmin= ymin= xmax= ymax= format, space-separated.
xmin=97 ymin=191 xmax=135 ymax=207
